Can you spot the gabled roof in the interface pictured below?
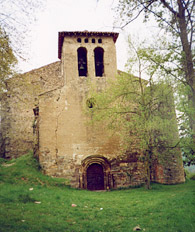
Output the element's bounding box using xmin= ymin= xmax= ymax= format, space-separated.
xmin=58 ymin=31 xmax=119 ymax=59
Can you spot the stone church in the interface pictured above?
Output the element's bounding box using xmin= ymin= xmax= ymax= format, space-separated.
xmin=1 ymin=31 xmax=185 ymax=190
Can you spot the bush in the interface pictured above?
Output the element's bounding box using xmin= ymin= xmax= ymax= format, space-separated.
xmin=184 ymin=168 xmax=190 ymax=180
xmin=190 ymin=174 xmax=195 ymax=180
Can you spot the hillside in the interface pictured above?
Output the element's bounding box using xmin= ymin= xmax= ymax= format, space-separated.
xmin=0 ymin=153 xmax=195 ymax=232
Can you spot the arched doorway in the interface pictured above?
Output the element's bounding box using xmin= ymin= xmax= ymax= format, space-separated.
xmin=80 ymin=155 xmax=112 ymax=190
xmin=87 ymin=163 xmax=104 ymax=190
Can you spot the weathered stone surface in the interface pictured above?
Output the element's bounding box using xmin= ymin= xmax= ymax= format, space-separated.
xmin=1 ymin=61 xmax=62 ymax=158
xmin=0 ymin=31 xmax=185 ymax=189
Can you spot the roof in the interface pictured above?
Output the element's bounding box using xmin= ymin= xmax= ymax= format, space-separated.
xmin=58 ymin=31 xmax=119 ymax=59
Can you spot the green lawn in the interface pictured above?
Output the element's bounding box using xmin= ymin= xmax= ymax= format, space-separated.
xmin=0 ymin=153 xmax=195 ymax=232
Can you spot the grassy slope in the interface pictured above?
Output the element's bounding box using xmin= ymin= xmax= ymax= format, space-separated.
xmin=0 ymin=153 xmax=195 ymax=232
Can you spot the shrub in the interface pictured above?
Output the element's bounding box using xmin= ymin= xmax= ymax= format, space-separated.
xmin=190 ymin=174 xmax=195 ymax=180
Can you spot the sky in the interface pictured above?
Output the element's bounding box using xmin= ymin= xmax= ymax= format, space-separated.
xmin=20 ymin=0 xmax=157 ymax=73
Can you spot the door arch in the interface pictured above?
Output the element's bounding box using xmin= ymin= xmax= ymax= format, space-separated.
xmin=87 ymin=163 xmax=104 ymax=190
xmin=80 ymin=155 xmax=112 ymax=190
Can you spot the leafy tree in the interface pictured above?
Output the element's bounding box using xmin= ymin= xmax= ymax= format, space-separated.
xmin=116 ymin=0 xmax=195 ymax=163
xmin=0 ymin=27 xmax=16 ymax=157
xmin=0 ymin=27 xmax=17 ymax=97
xmin=129 ymin=37 xmax=195 ymax=166
xmin=176 ymin=83 xmax=195 ymax=166
xmin=0 ymin=0 xmax=45 ymax=157
xmin=87 ymin=41 xmax=180 ymax=189
xmin=0 ymin=0 xmax=45 ymax=93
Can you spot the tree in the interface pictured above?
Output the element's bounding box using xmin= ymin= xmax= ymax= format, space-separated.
xmin=0 ymin=1 xmax=45 ymax=157
xmin=0 ymin=0 xmax=45 ymax=93
xmin=117 ymin=0 xmax=195 ymax=161
xmin=86 ymin=41 xmax=180 ymax=189
xmin=176 ymin=82 xmax=195 ymax=166
xmin=0 ymin=0 xmax=45 ymax=59
xmin=0 ymin=27 xmax=17 ymax=96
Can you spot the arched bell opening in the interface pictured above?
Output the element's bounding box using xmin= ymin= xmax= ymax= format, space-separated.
xmin=94 ymin=47 xmax=104 ymax=77
xmin=77 ymin=47 xmax=88 ymax=76
xmin=80 ymin=155 xmax=112 ymax=190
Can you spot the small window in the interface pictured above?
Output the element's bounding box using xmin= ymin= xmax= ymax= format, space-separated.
xmin=84 ymin=38 xmax=88 ymax=43
xmin=77 ymin=38 xmax=81 ymax=43
xmin=94 ymin=47 xmax=104 ymax=77
xmin=86 ymin=98 xmax=96 ymax=108
xmin=98 ymin=38 xmax=102 ymax=43
xmin=33 ymin=107 xmax=39 ymax=116
xmin=77 ymin=47 xmax=88 ymax=76
xmin=92 ymin=38 xmax=95 ymax=43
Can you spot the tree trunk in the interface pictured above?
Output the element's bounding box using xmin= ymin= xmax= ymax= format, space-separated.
xmin=145 ymin=150 xmax=151 ymax=190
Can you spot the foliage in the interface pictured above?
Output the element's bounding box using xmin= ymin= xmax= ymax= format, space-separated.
xmin=86 ymin=38 xmax=181 ymax=189
xmin=131 ymin=37 xmax=195 ymax=166
xmin=88 ymin=73 xmax=177 ymax=147
xmin=86 ymin=72 xmax=178 ymax=189
xmin=0 ymin=27 xmax=17 ymax=96
xmin=0 ymin=0 xmax=46 ymax=97
xmin=117 ymin=0 xmax=194 ymax=37
xmin=176 ymin=82 xmax=195 ymax=166
xmin=181 ymin=135 xmax=195 ymax=166
xmin=0 ymin=153 xmax=195 ymax=232
xmin=116 ymin=0 xmax=195 ymax=166
xmin=185 ymin=167 xmax=195 ymax=180
xmin=0 ymin=0 xmax=45 ymax=58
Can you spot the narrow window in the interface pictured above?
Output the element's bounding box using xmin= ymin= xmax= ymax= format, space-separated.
xmin=33 ymin=106 xmax=39 ymax=116
xmin=77 ymin=47 xmax=87 ymax=76
xmin=84 ymin=38 xmax=88 ymax=43
xmin=92 ymin=38 xmax=95 ymax=43
xmin=77 ymin=38 xmax=81 ymax=43
xmin=98 ymin=38 xmax=102 ymax=43
xmin=86 ymin=98 xmax=96 ymax=108
xmin=94 ymin=47 xmax=104 ymax=77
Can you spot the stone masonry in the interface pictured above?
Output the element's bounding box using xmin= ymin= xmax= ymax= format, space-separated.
xmin=1 ymin=31 xmax=185 ymax=190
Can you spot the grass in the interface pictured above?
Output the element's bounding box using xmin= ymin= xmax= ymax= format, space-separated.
xmin=0 ymin=153 xmax=195 ymax=232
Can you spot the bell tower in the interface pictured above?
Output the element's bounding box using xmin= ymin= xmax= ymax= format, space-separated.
xmin=38 ymin=31 xmax=121 ymax=188
xmin=58 ymin=31 xmax=119 ymax=84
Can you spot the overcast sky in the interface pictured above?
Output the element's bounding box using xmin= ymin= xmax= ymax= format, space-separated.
xmin=20 ymin=0 xmax=157 ymax=73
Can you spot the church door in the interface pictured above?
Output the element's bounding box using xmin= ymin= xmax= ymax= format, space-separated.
xmin=87 ymin=163 xmax=104 ymax=190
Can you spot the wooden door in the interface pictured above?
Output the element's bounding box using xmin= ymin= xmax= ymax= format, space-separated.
xmin=87 ymin=163 xmax=104 ymax=190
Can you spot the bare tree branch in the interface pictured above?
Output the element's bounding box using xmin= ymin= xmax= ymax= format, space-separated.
xmin=160 ymin=0 xmax=179 ymax=16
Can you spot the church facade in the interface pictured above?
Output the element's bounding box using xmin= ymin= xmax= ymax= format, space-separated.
xmin=1 ymin=31 xmax=185 ymax=190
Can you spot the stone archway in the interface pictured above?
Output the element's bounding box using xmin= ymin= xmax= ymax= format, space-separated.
xmin=80 ymin=155 xmax=111 ymax=190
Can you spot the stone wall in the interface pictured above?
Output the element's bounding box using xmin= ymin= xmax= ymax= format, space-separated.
xmin=1 ymin=61 xmax=62 ymax=158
